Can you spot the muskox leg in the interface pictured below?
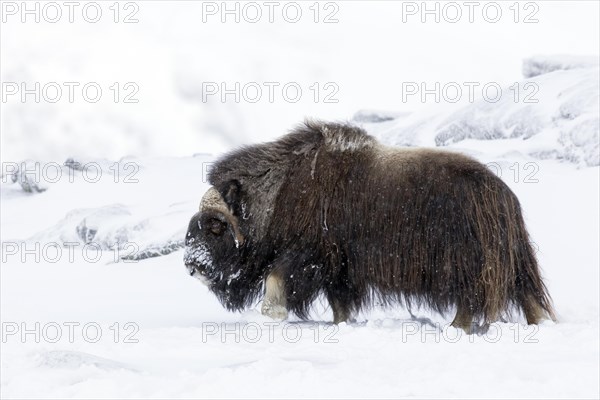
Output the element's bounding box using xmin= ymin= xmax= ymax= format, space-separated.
xmin=524 ymin=301 xmax=545 ymax=325
xmin=325 ymin=289 xmax=351 ymax=324
xmin=261 ymin=269 xmax=289 ymax=320
xmin=450 ymin=306 xmax=477 ymax=334
xmin=330 ymin=297 xmax=350 ymax=324
xmin=522 ymin=294 xmax=553 ymax=325
xmin=515 ymin=243 xmax=557 ymax=325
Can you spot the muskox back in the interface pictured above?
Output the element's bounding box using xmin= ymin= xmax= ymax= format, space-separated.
xmin=194 ymin=120 xmax=555 ymax=332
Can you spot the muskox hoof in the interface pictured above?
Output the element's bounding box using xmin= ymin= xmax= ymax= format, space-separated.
xmin=261 ymin=301 xmax=289 ymax=320
xmin=451 ymin=321 xmax=490 ymax=335
xmin=451 ymin=310 xmax=484 ymax=335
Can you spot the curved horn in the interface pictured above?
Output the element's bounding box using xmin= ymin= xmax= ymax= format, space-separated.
xmin=200 ymin=187 xmax=245 ymax=247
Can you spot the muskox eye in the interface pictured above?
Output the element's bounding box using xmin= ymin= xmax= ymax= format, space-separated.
xmin=208 ymin=218 xmax=226 ymax=236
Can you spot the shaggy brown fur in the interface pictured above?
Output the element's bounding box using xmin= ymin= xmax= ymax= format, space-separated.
xmin=184 ymin=120 xmax=556 ymax=332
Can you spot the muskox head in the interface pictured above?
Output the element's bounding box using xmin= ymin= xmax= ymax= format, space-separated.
xmin=184 ymin=180 xmax=266 ymax=310
xmin=184 ymin=182 xmax=245 ymax=280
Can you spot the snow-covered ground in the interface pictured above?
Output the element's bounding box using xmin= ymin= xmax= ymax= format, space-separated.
xmin=2 ymin=135 xmax=599 ymax=398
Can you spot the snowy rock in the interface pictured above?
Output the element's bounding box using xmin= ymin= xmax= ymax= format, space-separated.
xmin=63 ymin=158 xmax=85 ymax=171
xmin=121 ymin=237 xmax=185 ymax=261
xmin=364 ymin=55 xmax=600 ymax=167
xmin=28 ymin=204 xmax=133 ymax=249
xmin=522 ymin=55 xmax=599 ymax=78
xmin=352 ymin=109 xmax=409 ymax=123
xmin=8 ymin=160 xmax=49 ymax=193
xmin=24 ymin=203 xmax=189 ymax=261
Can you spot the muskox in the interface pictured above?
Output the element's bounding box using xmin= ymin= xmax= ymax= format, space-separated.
xmin=184 ymin=120 xmax=556 ymax=332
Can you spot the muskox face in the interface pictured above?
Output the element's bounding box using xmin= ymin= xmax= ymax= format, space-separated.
xmin=184 ymin=185 xmax=246 ymax=287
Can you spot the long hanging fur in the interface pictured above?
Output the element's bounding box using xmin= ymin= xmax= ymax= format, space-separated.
xmin=188 ymin=120 xmax=556 ymax=328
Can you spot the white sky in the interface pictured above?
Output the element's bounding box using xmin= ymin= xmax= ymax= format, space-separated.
xmin=1 ymin=0 xmax=599 ymax=160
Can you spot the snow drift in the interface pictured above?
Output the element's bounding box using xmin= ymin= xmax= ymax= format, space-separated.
xmin=358 ymin=55 xmax=599 ymax=167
